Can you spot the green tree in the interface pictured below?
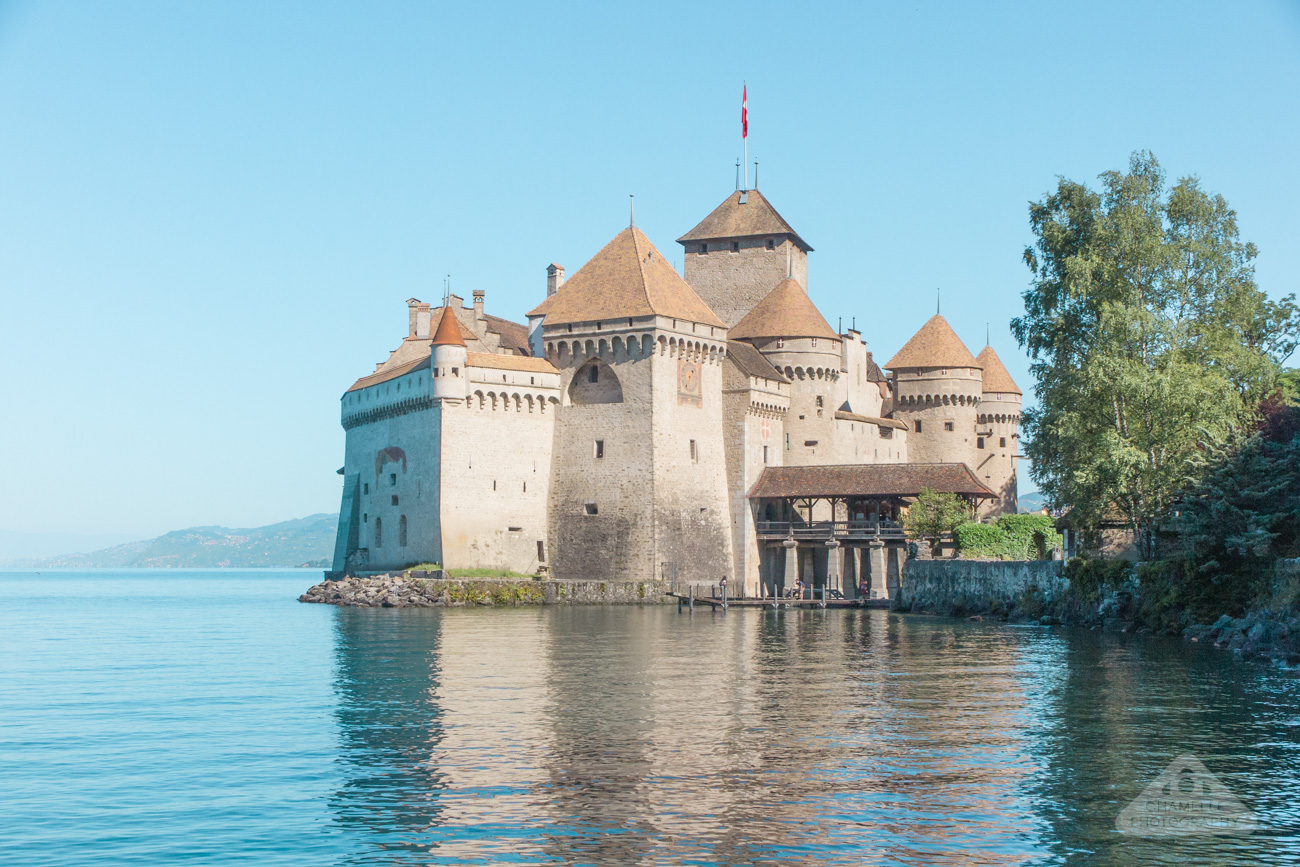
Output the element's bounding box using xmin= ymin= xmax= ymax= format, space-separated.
xmin=902 ymin=488 xmax=970 ymax=545
xmin=1013 ymin=151 xmax=1299 ymax=558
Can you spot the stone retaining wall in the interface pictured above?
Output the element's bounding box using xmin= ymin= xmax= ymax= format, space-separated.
xmin=300 ymin=573 xmax=673 ymax=608
xmin=895 ymin=560 xmax=1067 ymax=618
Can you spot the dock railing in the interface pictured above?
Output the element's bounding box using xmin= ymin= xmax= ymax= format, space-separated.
xmin=754 ymin=521 xmax=907 ymax=542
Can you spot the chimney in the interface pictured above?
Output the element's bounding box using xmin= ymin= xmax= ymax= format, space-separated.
xmin=472 ymin=290 xmax=485 ymax=320
xmin=407 ymin=298 xmax=422 ymax=338
xmin=546 ymin=263 xmax=565 ymax=297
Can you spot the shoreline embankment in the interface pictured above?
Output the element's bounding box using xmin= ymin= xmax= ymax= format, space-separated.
xmin=893 ymin=558 xmax=1300 ymax=668
xmin=299 ymin=572 xmax=673 ymax=607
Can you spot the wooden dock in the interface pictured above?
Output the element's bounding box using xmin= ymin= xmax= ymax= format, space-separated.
xmin=669 ymin=591 xmax=891 ymax=611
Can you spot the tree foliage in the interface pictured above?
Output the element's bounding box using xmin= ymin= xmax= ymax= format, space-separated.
xmin=955 ymin=514 xmax=1062 ymax=559
xmin=902 ymin=489 xmax=969 ymax=543
xmin=1012 ymin=151 xmax=1299 ymax=557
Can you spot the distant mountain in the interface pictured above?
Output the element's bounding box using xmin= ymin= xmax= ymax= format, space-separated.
xmin=3 ymin=514 xmax=338 ymax=569
xmin=0 ymin=529 xmax=143 ymax=562
xmin=1018 ymin=491 xmax=1048 ymax=513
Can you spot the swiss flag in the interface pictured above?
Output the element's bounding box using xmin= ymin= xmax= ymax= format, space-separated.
xmin=741 ymin=84 xmax=748 ymax=138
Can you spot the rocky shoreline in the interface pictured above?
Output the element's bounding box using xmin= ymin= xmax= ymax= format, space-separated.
xmin=298 ymin=573 xmax=673 ymax=607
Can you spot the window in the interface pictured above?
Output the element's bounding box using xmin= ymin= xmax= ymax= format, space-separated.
xmin=374 ymin=517 xmax=382 ymax=547
xmin=944 ymin=422 xmax=954 ymax=432
xmin=785 ymin=432 xmax=791 ymax=450
xmin=451 ymin=367 xmax=458 ymax=376
xmin=766 ymin=238 xmax=775 ymax=250
xmin=810 ymin=338 xmax=818 ymax=347
xmin=731 ymin=241 xmax=739 ymax=252
xmin=776 ymin=338 xmax=784 ymax=349
xmin=492 ymin=481 xmax=496 ymax=491
xmin=915 ymin=421 xmax=923 ymax=433
xmin=815 ymin=396 xmax=823 ymax=407
xmin=595 ymin=440 xmax=604 ymax=459
xmin=391 ymin=495 xmax=399 ymax=505
xmin=940 ymin=369 xmax=948 ymax=376
xmin=804 ymin=440 xmax=818 ymax=447
xmin=363 ymin=483 xmax=369 ymax=495
xmin=589 ymin=366 xmax=599 ymax=383
xmin=977 ymin=437 xmax=985 ymax=449
xmin=433 ymin=368 xmax=439 ymax=378
xmin=399 ymin=515 xmax=407 ymax=547
xmin=584 ymin=502 xmax=598 ymax=515
xmin=701 ymin=243 xmax=708 ymax=253
xmin=390 ymin=473 xmax=397 ymax=486
xmin=879 ymin=427 xmax=893 ymax=439
xmin=690 ymin=440 xmax=698 ymax=462
xmin=363 ymin=513 xmax=367 ymax=523
xmin=1000 ymin=437 xmax=1007 ymax=448
xmin=763 ymin=445 xmax=769 ymax=464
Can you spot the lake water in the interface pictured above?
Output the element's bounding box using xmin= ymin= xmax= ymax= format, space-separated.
xmin=1 ymin=570 xmax=1297 ymax=865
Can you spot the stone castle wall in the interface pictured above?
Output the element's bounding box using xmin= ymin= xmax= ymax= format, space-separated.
xmin=683 ymin=236 xmax=807 ymax=328
xmin=890 ymin=367 xmax=982 ymax=466
xmin=975 ymin=395 xmax=1020 ymax=517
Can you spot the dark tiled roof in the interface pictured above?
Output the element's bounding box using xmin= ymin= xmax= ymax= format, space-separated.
xmin=975 ymin=345 xmax=1021 ymax=394
xmin=834 ymin=410 xmax=908 ymax=430
xmin=529 ymin=226 xmax=725 ymax=327
xmin=484 ymin=314 xmax=531 ymax=355
xmin=466 ymin=352 xmax=557 ymax=374
xmin=865 ymin=357 xmax=887 ymax=383
xmin=884 ymin=315 xmax=981 ymax=370
xmin=678 ymin=189 xmax=812 ymax=251
xmin=748 ymin=463 xmax=996 ymax=500
xmin=346 ymin=354 xmax=430 ymax=393
xmin=726 ymin=340 xmax=789 ymax=382
xmin=729 ymin=277 xmax=838 ymax=341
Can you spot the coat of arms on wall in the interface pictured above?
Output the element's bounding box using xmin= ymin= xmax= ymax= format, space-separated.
xmin=677 ymin=359 xmax=702 ymax=407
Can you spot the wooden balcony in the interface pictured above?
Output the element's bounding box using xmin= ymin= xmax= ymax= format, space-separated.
xmin=755 ymin=521 xmax=908 ymax=542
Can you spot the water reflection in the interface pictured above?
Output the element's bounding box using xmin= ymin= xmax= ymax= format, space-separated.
xmin=329 ymin=606 xmax=1300 ymax=865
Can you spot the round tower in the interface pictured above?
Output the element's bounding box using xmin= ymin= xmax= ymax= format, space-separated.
xmin=731 ymin=277 xmax=841 ymax=466
xmin=430 ymin=307 xmax=468 ymax=401
xmin=883 ymin=315 xmax=982 ymax=469
xmin=975 ymin=344 xmax=1022 ymax=517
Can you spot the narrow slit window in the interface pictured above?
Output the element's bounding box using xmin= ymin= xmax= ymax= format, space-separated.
xmin=595 ymin=440 xmax=604 ymax=459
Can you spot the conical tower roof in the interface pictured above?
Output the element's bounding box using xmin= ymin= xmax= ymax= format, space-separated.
xmin=677 ymin=189 xmax=812 ymax=251
xmin=430 ymin=307 xmax=466 ymax=346
xmin=976 ymin=345 xmax=1020 ymax=395
xmin=528 ymin=226 xmax=724 ymax=328
xmin=729 ymin=278 xmax=837 ymax=341
xmin=883 ymin=315 xmax=980 ymax=370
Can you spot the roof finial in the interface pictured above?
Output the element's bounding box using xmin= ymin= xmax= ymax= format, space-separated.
xmin=986 ymin=322 xmax=990 ymax=346
xmin=936 ymin=287 xmax=941 ymax=315
xmin=735 ymin=159 xmax=740 ymax=192
xmin=754 ymin=159 xmax=759 ymax=190
xmin=629 ymin=194 xmax=634 ymax=227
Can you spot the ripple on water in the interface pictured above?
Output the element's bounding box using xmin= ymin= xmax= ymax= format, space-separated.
xmin=1 ymin=573 xmax=1297 ymax=866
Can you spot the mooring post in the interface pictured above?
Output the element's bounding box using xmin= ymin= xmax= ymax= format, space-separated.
xmin=722 ymin=583 xmax=728 ymax=611
xmin=689 ymin=585 xmax=694 ymax=612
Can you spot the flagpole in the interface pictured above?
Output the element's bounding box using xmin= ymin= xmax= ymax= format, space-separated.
xmin=742 ymin=81 xmax=747 ymax=191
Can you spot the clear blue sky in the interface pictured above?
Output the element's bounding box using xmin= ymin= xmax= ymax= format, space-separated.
xmin=2 ymin=1 xmax=1298 ymax=537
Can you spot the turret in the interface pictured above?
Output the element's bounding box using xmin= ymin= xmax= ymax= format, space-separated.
xmin=974 ymin=344 xmax=1022 ymax=516
xmin=884 ymin=315 xmax=982 ymax=469
xmin=431 ymin=307 xmax=468 ymax=401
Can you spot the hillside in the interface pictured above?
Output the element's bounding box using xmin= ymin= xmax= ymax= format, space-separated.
xmin=5 ymin=514 xmax=338 ymax=569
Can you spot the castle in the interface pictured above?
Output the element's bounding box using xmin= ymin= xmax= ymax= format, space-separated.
xmin=330 ymin=184 xmax=1021 ymax=597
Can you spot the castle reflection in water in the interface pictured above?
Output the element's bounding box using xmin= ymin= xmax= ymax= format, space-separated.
xmin=327 ymin=607 xmax=1298 ymax=866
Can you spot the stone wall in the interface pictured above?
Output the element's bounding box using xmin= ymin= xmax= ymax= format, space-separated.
xmin=300 ymin=573 xmax=673 ymax=607
xmin=895 ymin=559 xmax=1067 ymax=617
xmin=683 ymin=236 xmax=807 ymax=329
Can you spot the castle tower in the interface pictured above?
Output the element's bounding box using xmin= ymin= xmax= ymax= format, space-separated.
xmin=529 ymin=225 xmax=735 ymax=585
xmin=678 ymin=189 xmax=812 ymax=328
xmin=884 ymin=315 xmax=983 ymax=469
xmin=974 ymin=345 xmax=1021 ymax=517
xmin=730 ymin=277 xmax=842 ymax=466
xmin=430 ymin=307 xmax=468 ymax=401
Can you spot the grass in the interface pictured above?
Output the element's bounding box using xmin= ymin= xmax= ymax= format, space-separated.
xmin=445 ymin=567 xmax=537 ymax=579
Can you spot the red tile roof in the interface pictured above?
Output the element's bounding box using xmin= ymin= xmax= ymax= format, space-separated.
xmin=748 ymin=463 xmax=996 ymax=500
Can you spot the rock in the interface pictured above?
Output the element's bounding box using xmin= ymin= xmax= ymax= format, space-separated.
xmin=298 ymin=594 xmax=311 ymax=603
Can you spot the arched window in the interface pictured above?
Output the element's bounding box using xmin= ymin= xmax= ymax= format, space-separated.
xmin=374 ymin=517 xmax=383 ymax=548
